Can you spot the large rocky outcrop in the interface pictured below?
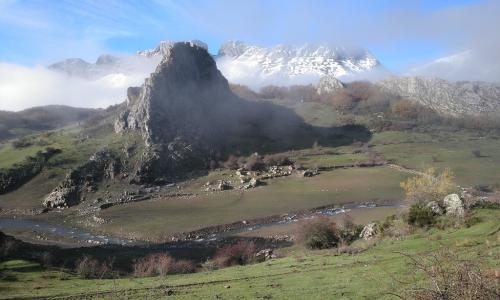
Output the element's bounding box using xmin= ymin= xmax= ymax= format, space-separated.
xmin=316 ymin=76 xmax=345 ymax=95
xmin=43 ymin=149 xmax=120 ymax=208
xmin=115 ymin=42 xmax=345 ymax=184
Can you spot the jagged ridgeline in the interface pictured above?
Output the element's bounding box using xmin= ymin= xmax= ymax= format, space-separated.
xmin=43 ymin=42 xmax=370 ymax=207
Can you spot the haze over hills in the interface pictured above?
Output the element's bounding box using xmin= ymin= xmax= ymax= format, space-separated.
xmin=407 ymin=49 xmax=500 ymax=83
xmin=0 ymin=105 xmax=98 ymax=141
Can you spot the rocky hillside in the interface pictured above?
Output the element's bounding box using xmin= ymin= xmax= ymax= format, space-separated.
xmin=377 ymin=76 xmax=500 ymax=116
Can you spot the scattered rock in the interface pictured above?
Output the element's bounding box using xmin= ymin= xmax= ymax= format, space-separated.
xmin=205 ymin=180 xmax=232 ymax=192
xmin=241 ymin=177 xmax=261 ymax=189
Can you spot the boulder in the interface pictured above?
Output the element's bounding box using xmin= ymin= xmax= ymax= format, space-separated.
xmin=255 ymin=248 xmax=276 ymax=262
xmin=359 ymin=222 xmax=378 ymax=240
xmin=302 ymin=169 xmax=319 ymax=177
xmin=426 ymin=201 xmax=444 ymax=215
xmin=43 ymin=186 xmax=78 ymax=208
xmin=217 ymin=180 xmax=232 ymax=191
xmin=443 ymin=194 xmax=464 ymax=217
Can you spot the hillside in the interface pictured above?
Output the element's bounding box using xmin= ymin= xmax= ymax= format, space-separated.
xmin=0 ymin=105 xmax=98 ymax=141
xmin=1 ymin=208 xmax=498 ymax=299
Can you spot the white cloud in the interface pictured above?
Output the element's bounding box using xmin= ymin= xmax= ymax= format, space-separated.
xmin=0 ymin=63 xmax=147 ymax=111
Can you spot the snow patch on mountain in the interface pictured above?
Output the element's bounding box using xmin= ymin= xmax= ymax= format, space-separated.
xmin=215 ymin=41 xmax=381 ymax=88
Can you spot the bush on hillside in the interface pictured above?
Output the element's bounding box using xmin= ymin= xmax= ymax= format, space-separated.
xmin=210 ymin=241 xmax=256 ymax=268
xmin=12 ymin=137 xmax=33 ymax=149
xmin=297 ymin=217 xmax=341 ymax=250
xmin=245 ymin=154 xmax=264 ymax=171
xmin=405 ymin=204 xmax=437 ymax=228
xmin=223 ymin=155 xmax=240 ymax=170
xmin=400 ymin=167 xmax=456 ymax=205
xmin=133 ymin=253 xmax=195 ymax=277
xmin=262 ymin=154 xmax=293 ymax=166
xmin=398 ymin=249 xmax=500 ymax=299
xmin=75 ymin=255 xmax=115 ymax=279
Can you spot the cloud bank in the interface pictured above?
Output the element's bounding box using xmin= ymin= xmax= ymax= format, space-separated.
xmin=0 ymin=63 xmax=148 ymax=111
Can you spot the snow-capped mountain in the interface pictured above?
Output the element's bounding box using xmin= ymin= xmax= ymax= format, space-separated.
xmin=214 ymin=41 xmax=381 ymax=87
xmin=50 ymin=40 xmax=382 ymax=89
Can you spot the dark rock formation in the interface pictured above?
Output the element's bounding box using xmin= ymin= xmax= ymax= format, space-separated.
xmin=43 ymin=149 xmax=121 ymax=208
xmin=115 ymin=42 xmax=372 ymax=184
xmin=0 ymin=148 xmax=61 ymax=195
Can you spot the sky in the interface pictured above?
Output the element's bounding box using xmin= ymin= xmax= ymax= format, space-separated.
xmin=0 ymin=0 xmax=499 ymax=111
xmin=0 ymin=0 xmax=493 ymax=70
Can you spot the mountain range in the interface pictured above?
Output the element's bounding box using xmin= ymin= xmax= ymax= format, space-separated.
xmin=47 ymin=40 xmax=500 ymax=117
xmin=49 ymin=40 xmax=382 ymax=87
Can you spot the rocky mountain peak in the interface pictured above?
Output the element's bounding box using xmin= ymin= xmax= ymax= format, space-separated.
xmin=115 ymin=42 xmax=232 ymax=146
xmin=137 ymin=40 xmax=208 ymax=58
xmin=316 ymin=76 xmax=345 ymax=95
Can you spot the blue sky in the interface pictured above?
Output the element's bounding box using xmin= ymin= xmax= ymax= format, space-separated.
xmin=0 ymin=0 xmax=495 ymax=72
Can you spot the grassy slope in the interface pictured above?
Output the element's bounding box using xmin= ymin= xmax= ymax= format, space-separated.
xmin=1 ymin=209 xmax=498 ymax=299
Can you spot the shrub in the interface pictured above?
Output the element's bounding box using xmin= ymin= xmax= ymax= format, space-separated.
xmin=400 ymin=167 xmax=456 ymax=205
xmin=74 ymin=255 xmax=115 ymax=279
xmin=245 ymin=154 xmax=264 ymax=171
xmin=211 ymin=241 xmax=256 ymax=268
xmin=133 ymin=253 xmax=195 ymax=277
xmin=12 ymin=137 xmax=33 ymax=149
xmin=339 ymin=215 xmax=363 ymax=243
xmin=297 ymin=217 xmax=340 ymax=250
xmin=262 ymin=154 xmax=292 ymax=166
xmin=472 ymin=149 xmax=482 ymax=158
xmin=398 ymin=249 xmax=500 ymax=299
xmin=168 ymin=259 xmax=196 ymax=274
xmin=223 ymin=155 xmax=240 ymax=170
xmin=406 ymin=204 xmax=437 ymax=228
xmin=75 ymin=255 xmax=99 ymax=279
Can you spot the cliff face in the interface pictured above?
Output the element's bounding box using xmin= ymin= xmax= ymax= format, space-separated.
xmin=115 ymin=42 xmax=239 ymax=182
